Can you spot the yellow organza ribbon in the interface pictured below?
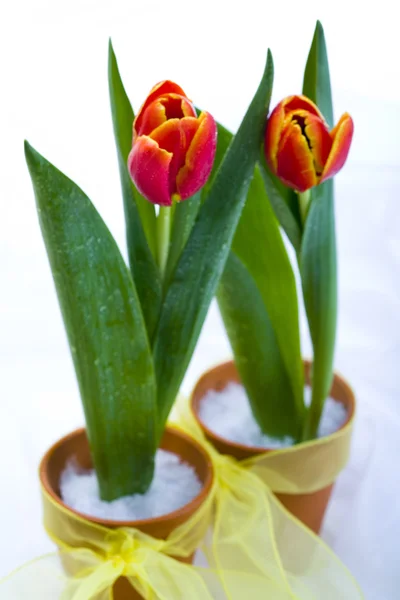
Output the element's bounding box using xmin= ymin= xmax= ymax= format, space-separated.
xmin=2 ymin=478 xmax=219 ymax=600
xmin=0 ymin=398 xmax=364 ymax=599
xmin=173 ymin=398 xmax=363 ymax=599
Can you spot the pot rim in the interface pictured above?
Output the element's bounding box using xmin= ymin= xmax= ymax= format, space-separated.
xmin=190 ymin=359 xmax=356 ymax=457
xmin=39 ymin=425 xmax=214 ymax=528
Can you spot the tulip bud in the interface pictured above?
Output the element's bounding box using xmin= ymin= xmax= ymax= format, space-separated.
xmin=128 ymin=81 xmax=217 ymax=206
xmin=264 ymin=95 xmax=354 ymax=193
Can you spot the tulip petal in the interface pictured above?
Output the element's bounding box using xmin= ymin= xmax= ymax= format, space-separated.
xmin=133 ymin=94 xmax=197 ymax=140
xmin=128 ymin=136 xmax=173 ymax=206
xmin=135 ymin=81 xmax=192 ymax=135
xmin=320 ymin=113 xmax=354 ymax=183
xmin=176 ymin=112 xmax=217 ymax=200
xmin=145 ymin=80 xmax=187 ymax=102
xmin=149 ymin=118 xmax=182 ymax=154
xmin=135 ymin=94 xmax=196 ymax=138
xmin=265 ymin=103 xmax=285 ymax=173
xmin=302 ymin=113 xmax=332 ymax=175
xmin=150 ymin=117 xmax=198 ymax=195
xmin=276 ymin=121 xmax=317 ymax=192
xmin=135 ymin=99 xmax=167 ymax=138
xmin=282 ymin=95 xmax=325 ymax=121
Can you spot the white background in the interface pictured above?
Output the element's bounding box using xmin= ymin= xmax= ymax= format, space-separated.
xmin=0 ymin=1 xmax=399 ymax=598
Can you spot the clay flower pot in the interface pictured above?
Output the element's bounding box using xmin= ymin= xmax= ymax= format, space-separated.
xmin=39 ymin=426 xmax=214 ymax=600
xmin=191 ymin=360 xmax=355 ymax=534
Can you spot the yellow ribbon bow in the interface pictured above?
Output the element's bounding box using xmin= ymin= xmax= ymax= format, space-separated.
xmin=1 ymin=397 xmax=364 ymax=599
xmin=2 ymin=478 xmax=219 ymax=600
xmin=0 ymin=542 xmax=215 ymax=600
xmin=172 ymin=397 xmax=364 ymax=599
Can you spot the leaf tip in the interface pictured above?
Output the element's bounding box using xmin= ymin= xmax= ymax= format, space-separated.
xmin=24 ymin=140 xmax=39 ymax=171
xmin=108 ymin=37 xmax=115 ymax=58
xmin=264 ymin=48 xmax=274 ymax=88
xmin=266 ymin=48 xmax=274 ymax=69
xmin=108 ymin=39 xmax=116 ymax=72
xmin=313 ymin=20 xmax=327 ymax=48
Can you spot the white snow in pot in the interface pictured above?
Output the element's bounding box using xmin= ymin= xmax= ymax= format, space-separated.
xmin=199 ymin=383 xmax=348 ymax=448
xmin=60 ymin=449 xmax=202 ymax=521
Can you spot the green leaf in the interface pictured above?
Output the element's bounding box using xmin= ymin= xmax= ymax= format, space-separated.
xmin=300 ymin=21 xmax=337 ymax=439
xmin=303 ymin=20 xmax=334 ymax=128
xmin=164 ymin=192 xmax=202 ymax=285
xmin=300 ymin=181 xmax=336 ymax=438
xmin=204 ymin=118 xmax=304 ymax=438
xmin=222 ymin=165 xmax=305 ymax=438
xmin=25 ymin=142 xmax=157 ymax=500
xmin=218 ymin=252 xmax=301 ymax=439
xmin=108 ymin=41 xmax=162 ymax=339
xmin=153 ymin=51 xmax=275 ymax=431
xmin=258 ymin=156 xmax=302 ymax=253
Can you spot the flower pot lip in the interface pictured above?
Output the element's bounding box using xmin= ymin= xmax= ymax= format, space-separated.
xmin=39 ymin=425 xmax=214 ymax=529
xmin=190 ymin=359 xmax=356 ymax=458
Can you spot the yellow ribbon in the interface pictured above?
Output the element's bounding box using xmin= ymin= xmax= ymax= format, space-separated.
xmin=172 ymin=396 xmax=363 ymax=599
xmin=2 ymin=478 xmax=218 ymax=600
xmin=244 ymin=415 xmax=353 ymax=494
xmin=0 ymin=398 xmax=364 ymax=599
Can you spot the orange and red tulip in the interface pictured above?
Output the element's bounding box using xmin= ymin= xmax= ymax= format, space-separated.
xmin=128 ymin=81 xmax=217 ymax=206
xmin=264 ymin=95 xmax=354 ymax=192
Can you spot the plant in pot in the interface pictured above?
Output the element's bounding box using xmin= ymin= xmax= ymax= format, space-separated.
xmin=190 ymin=20 xmax=355 ymax=534
xmin=24 ymin=41 xmax=274 ymax=599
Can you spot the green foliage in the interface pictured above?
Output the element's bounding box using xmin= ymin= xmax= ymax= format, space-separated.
xmin=218 ymin=252 xmax=296 ymax=437
xmin=303 ymin=21 xmax=334 ymax=128
xmin=164 ymin=192 xmax=202 ymax=288
xmin=209 ymin=106 xmax=304 ymax=441
xmin=25 ymin=21 xmax=338 ymax=511
xmin=218 ymin=20 xmax=339 ymax=443
xmin=108 ymin=42 xmax=162 ymax=340
xmin=26 ymin=46 xmax=275 ymax=498
xmin=300 ymin=21 xmax=337 ymax=439
xmin=217 ymin=175 xmax=305 ymax=439
xmin=300 ymin=181 xmax=337 ymax=439
xmin=258 ymin=157 xmax=302 ymax=254
xmin=152 ymin=52 xmax=275 ymax=431
xmin=226 ymin=165 xmax=305 ymax=439
xmin=25 ymin=142 xmax=157 ymax=500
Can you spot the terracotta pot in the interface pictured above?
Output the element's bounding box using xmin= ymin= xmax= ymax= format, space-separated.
xmin=190 ymin=360 xmax=355 ymax=534
xmin=39 ymin=426 xmax=214 ymax=600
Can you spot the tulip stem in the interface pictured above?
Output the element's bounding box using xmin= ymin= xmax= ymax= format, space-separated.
xmin=298 ymin=190 xmax=311 ymax=224
xmin=157 ymin=206 xmax=172 ymax=279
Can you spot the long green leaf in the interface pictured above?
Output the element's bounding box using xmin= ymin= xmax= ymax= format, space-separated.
xmin=303 ymin=21 xmax=334 ymax=128
xmin=300 ymin=21 xmax=337 ymax=439
xmin=258 ymin=157 xmax=302 ymax=253
xmin=218 ymin=252 xmax=301 ymax=439
xmin=108 ymin=41 xmax=162 ymax=339
xmin=153 ymin=52 xmax=275 ymax=430
xmin=300 ymin=181 xmax=336 ymax=439
xmin=211 ymin=122 xmax=303 ymax=256
xmin=204 ymin=119 xmax=303 ymax=437
xmin=108 ymin=40 xmax=157 ymax=252
xmin=164 ymin=192 xmax=201 ymax=285
xmin=213 ymin=121 xmax=303 ymax=438
xmin=25 ymin=142 xmax=157 ymax=499
xmin=225 ymin=165 xmax=304 ymax=438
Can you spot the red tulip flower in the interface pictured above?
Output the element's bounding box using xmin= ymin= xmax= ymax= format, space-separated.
xmin=128 ymin=81 xmax=217 ymax=206
xmin=265 ymin=95 xmax=354 ymax=193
